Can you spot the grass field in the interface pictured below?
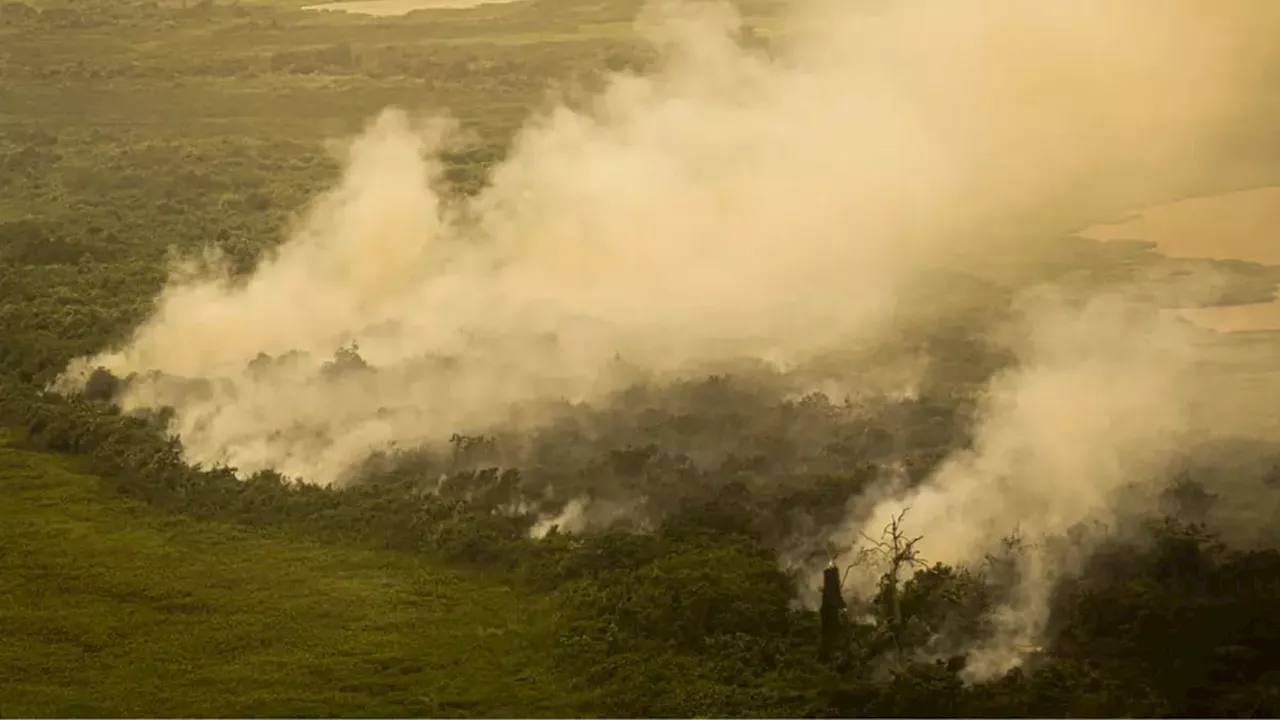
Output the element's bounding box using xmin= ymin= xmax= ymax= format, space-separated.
xmin=0 ymin=429 xmax=591 ymax=718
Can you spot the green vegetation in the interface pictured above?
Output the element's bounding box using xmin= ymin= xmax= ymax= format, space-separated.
xmin=9 ymin=376 xmax=1280 ymax=717
xmin=0 ymin=430 xmax=591 ymax=718
xmin=5 ymin=0 xmax=1280 ymax=717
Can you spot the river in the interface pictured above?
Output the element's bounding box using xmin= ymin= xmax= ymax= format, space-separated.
xmin=1081 ymin=186 xmax=1280 ymax=332
xmin=302 ymin=0 xmax=519 ymax=16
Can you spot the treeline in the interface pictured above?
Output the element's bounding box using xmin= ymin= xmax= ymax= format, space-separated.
xmin=4 ymin=369 xmax=1280 ymax=716
xmin=6 ymin=39 xmax=656 ymax=85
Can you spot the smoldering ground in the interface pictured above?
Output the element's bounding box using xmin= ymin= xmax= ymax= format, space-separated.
xmin=59 ymin=0 xmax=1280 ymax=680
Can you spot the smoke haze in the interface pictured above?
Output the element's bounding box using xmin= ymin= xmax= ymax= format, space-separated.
xmin=60 ymin=0 xmax=1280 ymax=678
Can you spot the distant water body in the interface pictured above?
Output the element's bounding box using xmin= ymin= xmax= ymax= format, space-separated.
xmin=302 ymin=0 xmax=518 ymax=16
xmin=1081 ymin=186 xmax=1280 ymax=332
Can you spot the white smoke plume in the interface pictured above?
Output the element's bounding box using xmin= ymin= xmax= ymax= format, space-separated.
xmin=827 ymin=292 xmax=1198 ymax=679
xmin=58 ymin=0 xmax=1280 ymax=672
xmin=62 ymin=0 xmax=1278 ymax=481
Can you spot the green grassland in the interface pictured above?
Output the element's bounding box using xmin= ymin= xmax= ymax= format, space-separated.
xmin=0 ymin=428 xmax=592 ymax=718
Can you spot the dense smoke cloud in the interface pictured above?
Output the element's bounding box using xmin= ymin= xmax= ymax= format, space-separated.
xmin=825 ymin=292 xmax=1198 ymax=678
xmin=856 ymin=294 xmax=1194 ymax=566
xmin=59 ymin=0 xmax=1280 ymax=678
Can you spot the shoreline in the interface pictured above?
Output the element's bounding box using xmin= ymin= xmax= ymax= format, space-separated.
xmin=301 ymin=0 xmax=517 ymax=16
xmin=1080 ymin=186 xmax=1280 ymax=332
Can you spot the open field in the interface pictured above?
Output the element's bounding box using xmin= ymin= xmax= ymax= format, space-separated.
xmin=0 ymin=430 xmax=590 ymax=718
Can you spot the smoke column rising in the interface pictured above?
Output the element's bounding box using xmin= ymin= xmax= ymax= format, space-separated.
xmin=60 ymin=0 xmax=1280 ymax=669
xmin=827 ymin=292 xmax=1199 ymax=678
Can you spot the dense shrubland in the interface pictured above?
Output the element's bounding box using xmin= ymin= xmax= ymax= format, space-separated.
xmin=7 ymin=348 xmax=1280 ymax=715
